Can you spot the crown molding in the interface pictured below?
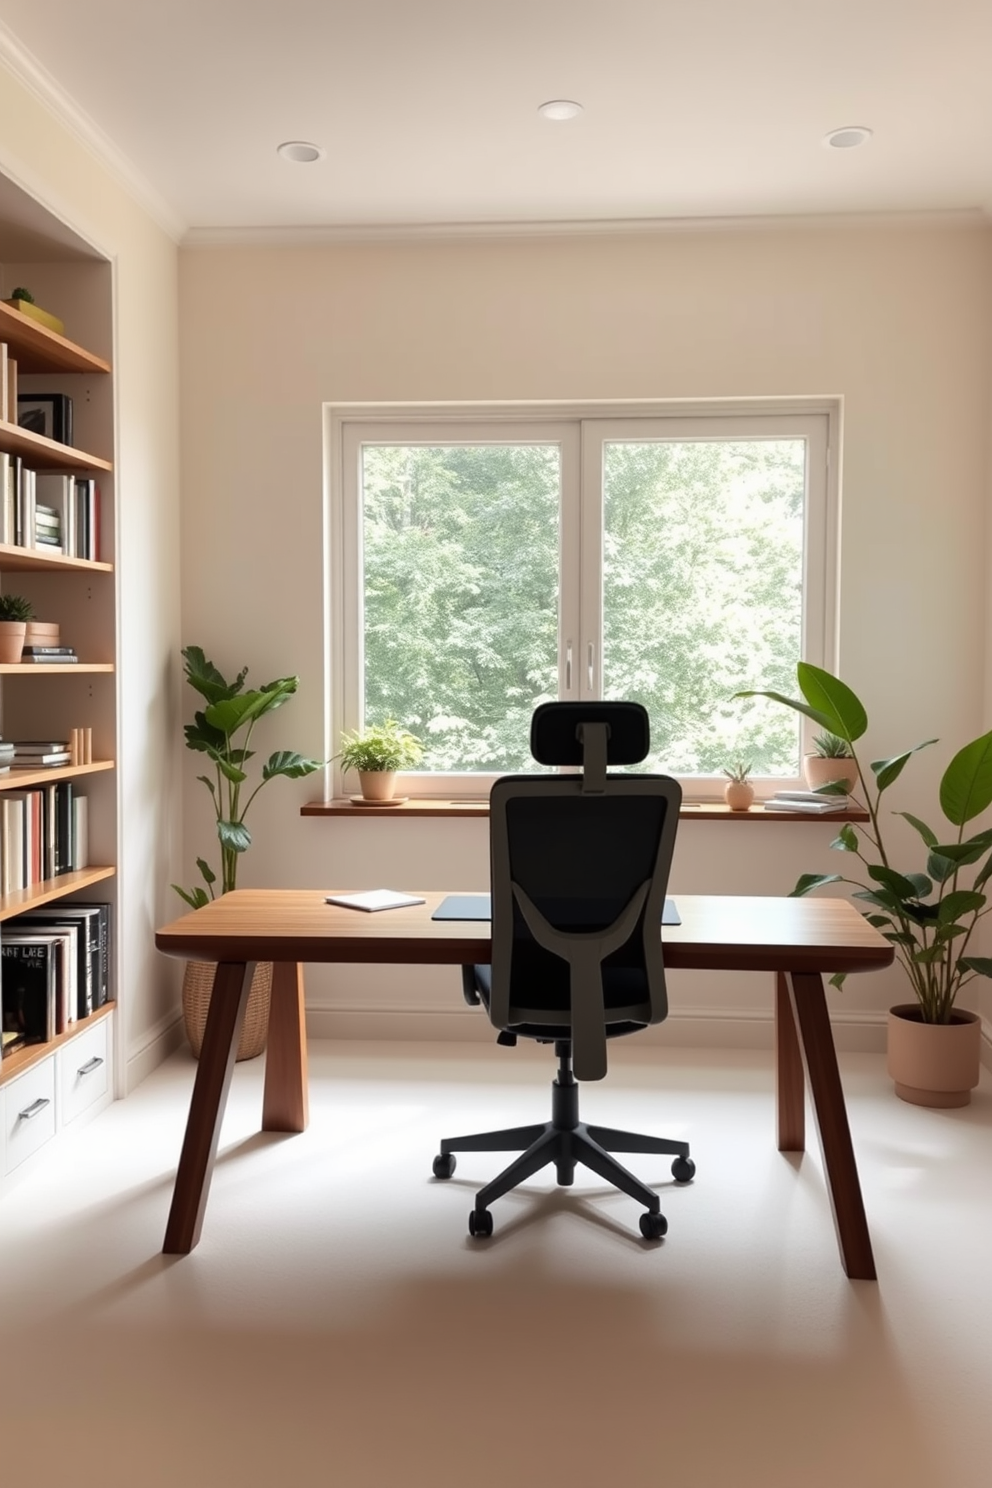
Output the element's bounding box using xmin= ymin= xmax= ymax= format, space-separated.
xmin=181 ymin=207 xmax=991 ymax=251
xmin=0 ymin=20 xmax=186 ymax=243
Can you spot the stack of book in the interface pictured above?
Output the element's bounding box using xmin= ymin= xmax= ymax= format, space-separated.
xmin=0 ymin=739 xmax=13 ymax=775
xmin=1 ymin=902 xmax=111 ymax=1056
xmin=19 ymin=645 xmax=77 ymax=664
xmin=11 ymin=739 xmax=72 ymax=767
xmin=764 ymin=789 xmax=852 ymax=814
xmin=0 ymin=778 xmax=88 ymax=893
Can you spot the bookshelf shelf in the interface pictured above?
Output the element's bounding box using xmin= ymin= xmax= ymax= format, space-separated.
xmin=0 ymin=662 xmax=113 ymax=674
xmin=0 ymin=541 xmax=112 ymax=574
xmin=0 ymin=300 xmax=110 ymax=375
xmin=0 ymin=760 xmax=113 ymax=792
xmin=0 ymin=865 xmax=115 ymax=923
xmin=0 ymin=418 xmax=111 ymax=473
xmin=0 ymin=1001 xmax=114 ymax=1088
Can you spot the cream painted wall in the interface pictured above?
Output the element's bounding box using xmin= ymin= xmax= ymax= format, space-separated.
xmin=179 ymin=221 xmax=992 ymax=1046
xmin=0 ymin=69 xmax=183 ymax=1086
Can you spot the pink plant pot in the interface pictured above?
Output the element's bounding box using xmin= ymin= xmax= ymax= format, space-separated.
xmin=886 ymin=1004 xmax=982 ymax=1107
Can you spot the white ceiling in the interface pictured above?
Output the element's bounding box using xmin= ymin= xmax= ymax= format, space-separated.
xmin=0 ymin=0 xmax=990 ymax=241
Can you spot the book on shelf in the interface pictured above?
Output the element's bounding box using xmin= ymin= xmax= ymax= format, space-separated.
xmin=17 ymin=391 xmax=73 ymax=447
xmin=1 ymin=791 xmax=25 ymax=893
xmin=1 ymin=936 xmax=58 ymax=1049
xmin=20 ymin=647 xmax=75 ymax=657
xmin=9 ymin=740 xmax=70 ymax=752
xmin=0 ymin=782 xmax=83 ymax=886
xmin=17 ymin=654 xmax=78 ymax=664
xmin=34 ymin=471 xmax=75 ymax=555
xmin=6 ymin=355 xmax=16 ymax=423
xmin=12 ymin=751 xmax=72 ymax=765
xmin=13 ymin=905 xmax=103 ymax=1021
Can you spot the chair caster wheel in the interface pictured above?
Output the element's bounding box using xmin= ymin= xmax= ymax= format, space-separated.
xmin=433 ymin=1153 xmax=456 ymax=1179
xmin=468 ymin=1208 xmax=494 ymax=1239
xmin=671 ymin=1156 xmax=696 ymax=1184
xmin=639 ymin=1210 xmax=668 ymax=1241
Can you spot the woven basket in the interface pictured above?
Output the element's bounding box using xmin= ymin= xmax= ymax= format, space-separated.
xmin=181 ymin=960 xmax=273 ymax=1061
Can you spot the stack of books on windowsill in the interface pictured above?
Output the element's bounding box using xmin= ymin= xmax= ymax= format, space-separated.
xmin=764 ymin=789 xmax=852 ymax=814
xmin=10 ymin=740 xmax=71 ymax=769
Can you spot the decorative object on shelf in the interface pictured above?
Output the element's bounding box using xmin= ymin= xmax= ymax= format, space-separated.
xmin=737 ymin=661 xmax=992 ymax=1105
xmin=3 ymin=285 xmax=65 ymax=336
xmin=70 ymin=727 xmax=93 ymax=765
xmin=722 ymin=759 xmax=755 ymax=811
xmin=17 ymin=391 xmax=72 ymax=445
xmin=803 ymin=730 xmax=859 ymax=792
xmin=0 ymin=590 xmax=32 ymax=663
xmin=174 ymin=646 xmax=323 ymax=1060
xmin=337 ymin=719 xmax=424 ymax=802
xmin=23 ymin=620 xmax=60 ymax=648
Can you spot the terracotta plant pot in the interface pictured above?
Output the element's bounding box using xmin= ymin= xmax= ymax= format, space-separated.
xmin=724 ymin=781 xmax=755 ymax=811
xmin=0 ymin=621 xmax=26 ymax=664
xmin=886 ymin=1004 xmax=982 ymax=1107
xmin=358 ymin=769 xmax=397 ymax=801
xmin=802 ymin=754 xmax=859 ymax=792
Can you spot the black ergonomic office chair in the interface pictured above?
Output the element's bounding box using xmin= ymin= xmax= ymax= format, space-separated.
xmin=432 ymin=701 xmax=694 ymax=1240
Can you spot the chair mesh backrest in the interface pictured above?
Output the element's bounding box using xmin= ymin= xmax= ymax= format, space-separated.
xmin=488 ymin=771 xmax=681 ymax=1080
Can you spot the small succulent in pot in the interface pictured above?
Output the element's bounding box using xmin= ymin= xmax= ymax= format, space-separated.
xmin=813 ymin=730 xmax=854 ymax=759
xmin=723 ymin=758 xmax=755 ymax=811
xmin=0 ymin=592 xmax=34 ymax=622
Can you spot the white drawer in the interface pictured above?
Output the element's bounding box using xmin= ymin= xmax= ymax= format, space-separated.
xmin=4 ymin=1058 xmax=57 ymax=1175
xmin=58 ymin=1018 xmax=111 ymax=1125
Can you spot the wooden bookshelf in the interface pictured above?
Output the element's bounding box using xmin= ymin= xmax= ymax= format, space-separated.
xmin=0 ymin=541 xmax=111 ymax=574
xmin=0 ymin=662 xmax=113 ymax=674
xmin=0 ymin=418 xmax=111 ymax=473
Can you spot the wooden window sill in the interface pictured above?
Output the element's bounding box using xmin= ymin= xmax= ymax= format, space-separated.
xmin=301 ymin=798 xmax=869 ymax=823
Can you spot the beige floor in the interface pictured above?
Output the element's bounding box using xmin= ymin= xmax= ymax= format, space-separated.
xmin=0 ymin=1037 xmax=990 ymax=1488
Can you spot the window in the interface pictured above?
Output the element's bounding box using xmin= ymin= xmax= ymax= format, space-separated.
xmin=326 ymin=401 xmax=836 ymax=797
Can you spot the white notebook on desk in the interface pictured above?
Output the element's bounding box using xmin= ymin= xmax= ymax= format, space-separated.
xmin=325 ymin=889 xmax=426 ymax=912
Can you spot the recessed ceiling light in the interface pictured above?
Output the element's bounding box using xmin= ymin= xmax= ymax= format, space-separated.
xmin=824 ymin=126 xmax=873 ymax=150
xmin=277 ymin=140 xmax=325 ymax=163
xmin=538 ymin=100 xmax=583 ymax=122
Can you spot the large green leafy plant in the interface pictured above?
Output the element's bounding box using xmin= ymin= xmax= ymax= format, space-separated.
xmin=174 ymin=646 xmax=322 ymax=908
xmin=738 ymin=662 xmax=992 ymax=1022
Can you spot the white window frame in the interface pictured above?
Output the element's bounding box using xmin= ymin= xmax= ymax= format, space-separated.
xmin=324 ymin=399 xmax=839 ymax=800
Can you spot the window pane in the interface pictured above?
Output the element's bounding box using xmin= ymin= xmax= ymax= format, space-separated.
xmin=362 ymin=444 xmax=560 ymax=772
xmin=602 ymin=439 xmax=805 ymax=775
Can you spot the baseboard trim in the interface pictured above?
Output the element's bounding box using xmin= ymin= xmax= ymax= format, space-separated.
xmin=124 ymin=1013 xmax=187 ymax=1094
xmin=304 ymin=1004 xmax=992 ymax=1066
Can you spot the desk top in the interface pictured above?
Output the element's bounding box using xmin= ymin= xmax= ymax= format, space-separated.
xmin=156 ymin=890 xmax=893 ymax=976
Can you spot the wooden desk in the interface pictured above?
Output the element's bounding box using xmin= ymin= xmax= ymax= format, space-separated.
xmin=155 ymin=890 xmax=894 ymax=1277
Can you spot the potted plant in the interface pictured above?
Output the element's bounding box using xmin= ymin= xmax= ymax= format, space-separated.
xmin=804 ymin=730 xmax=859 ymax=793
xmin=173 ymin=646 xmax=322 ymax=1059
xmin=338 ymin=719 xmax=424 ymax=802
xmin=737 ymin=662 xmax=991 ymax=1106
xmin=723 ymin=759 xmax=755 ymax=811
xmin=0 ymin=592 xmax=33 ymax=663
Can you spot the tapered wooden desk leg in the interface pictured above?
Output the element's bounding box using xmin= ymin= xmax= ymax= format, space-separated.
xmin=776 ymin=970 xmax=805 ymax=1152
xmin=163 ymin=961 xmax=255 ymax=1255
xmin=786 ymin=971 xmax=876 ymax=1281
xmin=262 ymin=961 xmax=309 ymax=1133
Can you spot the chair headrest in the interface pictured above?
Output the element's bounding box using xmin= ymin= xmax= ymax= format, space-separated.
xmin=530 ymin=701 xmax=650 ymax=767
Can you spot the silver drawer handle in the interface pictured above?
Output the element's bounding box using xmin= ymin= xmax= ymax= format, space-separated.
xmin=77 ymin=1056 xmax=104 ymax=1077
xmin=17 ymin=1096 xmax=51 ymax=1122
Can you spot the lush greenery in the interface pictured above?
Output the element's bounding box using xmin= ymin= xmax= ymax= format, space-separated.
xmin=338 ymin=719 xmax=424 ymax=773
xmin=0 ymin=593 xmax=33 ymax=621
xmin=362 ymin=439 xmax=806 ymax=774
xmin=173 ymin=646 xmax=322 ymax=908
xmin=738 ymin=662 xmax=992 ymax=1022
xmin=813 ymin=730 xmax=853 ymax=759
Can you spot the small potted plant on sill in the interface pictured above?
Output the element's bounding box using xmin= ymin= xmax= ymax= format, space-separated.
xmin=0 ymin=592 xmax=33 ymax=664
xmin=737 ymin=661 xmax=992 ymax=1106
xmin=174 ymin=646 xmax=323 ymax=1060
xmin=804 ymin=730 xmax=859 ymax=793
xmin=338 ymin=719 xmax=424 ymax=803
xmin=723 ymin=759 xmax=755 ymax=811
